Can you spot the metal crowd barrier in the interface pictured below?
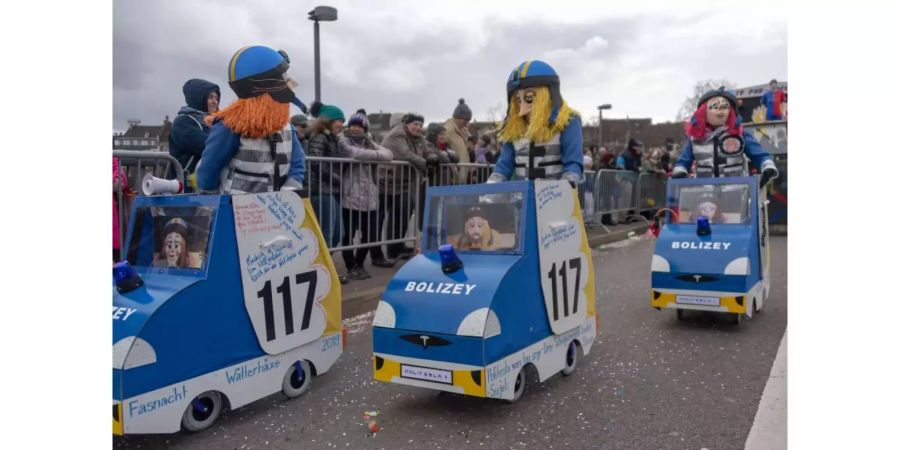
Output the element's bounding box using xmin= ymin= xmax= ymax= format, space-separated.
xmin=113 ymin=151 xmax=186 ymax=254
xmin=578 ymin=170 xmax=597 ymax=226
xmin=588 ymin=170 xmax=669 ymax=233
xmin=113 ymin=150 xmax=184 ymax=193
xmin=305 ymin=156 xmax=424 ymax=255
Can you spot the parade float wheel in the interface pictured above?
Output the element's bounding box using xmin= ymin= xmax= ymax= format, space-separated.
xmin=561 ymin=341 xmax=579 ymax=376
xmin=753 ymin=298 xmax=760 ymax=314
xmin=282 ymin=360 xmax=313 ymax=398
xmin=733 ymin=313 xmax=743 ymax=326
xmin=676 ymin=309 xmax=687 ymax=322
xmin=506 ymin=369 xmax=527 ymax=403
xmin=181 ymin=391 xmax=223 ymax=432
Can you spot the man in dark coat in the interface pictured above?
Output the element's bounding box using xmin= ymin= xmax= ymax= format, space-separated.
xmin=169 ymin=79 xmax=221 ymax=175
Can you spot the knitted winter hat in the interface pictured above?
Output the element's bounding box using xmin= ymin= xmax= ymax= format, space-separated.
xmin=403 ymin=112 xmax=425 ymax=125
xmin=347 ymin=109 xmax=369 ymax=131
xmin=290 ymin=114 xmax=308 ymax=126
xmin=453 ymin=98 xmax=472 ymax=121
xmin=310 ymin=101 xmax=345 ymax=122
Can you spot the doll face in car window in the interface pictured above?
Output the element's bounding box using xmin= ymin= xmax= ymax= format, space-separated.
xmin=466 ymin=216 xmax=489 ymax=243
xmin=697 ymin=201 xmax=718 ymax=219
xmin=705 ymin=96 xmax=731 ymax=127
xmin=165 ymin=232 xmax=186 ymax=267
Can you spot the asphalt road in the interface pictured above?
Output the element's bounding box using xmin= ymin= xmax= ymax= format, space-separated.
xmin=114 ymin=236 xmax=787 ymax=450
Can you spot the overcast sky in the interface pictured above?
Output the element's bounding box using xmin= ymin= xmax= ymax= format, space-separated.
xmin=113 ymin=0 xmax=786 ymax=133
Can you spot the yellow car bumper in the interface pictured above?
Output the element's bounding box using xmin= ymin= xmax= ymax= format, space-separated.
xmin=373 ymin=355 xmax=486 ymax=398
xmin=651 ymin=290 xmax=748 ymax=313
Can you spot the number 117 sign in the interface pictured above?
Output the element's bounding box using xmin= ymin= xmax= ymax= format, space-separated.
xmin=534 ymin=180 xmax=594 ymax=335
xmin=233 ymin=192 xmax=331 ymax=355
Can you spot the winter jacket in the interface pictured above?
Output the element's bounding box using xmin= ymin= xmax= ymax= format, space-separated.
xmin=761 ymin=89 xmax=786 ymax=120
xmin=443 ymin=118 xmax=471 ymax=183
xmin=474 ymin=143 xmax=490 ymax=164
xmin=378 ymin=124 xmax=431 ymax=194
xmin=615 ymin=150 xmax=640 ymax=172
xmin=491 ymin=115 xmax=584 ymax=184
xmin=195 ymin=120 xmax=305 ymax=192
xmin=169 ymin=79 xmax=220 ymax=173
xmin=338 ymin=133 xmax=393 ymax=211
xmin=673 ymin=129 xmax=776 ymax=179
xmin=307 ymin=130 xmax=343 ymax=196
xmin=113 ymin=157 xmax=127 ymax=251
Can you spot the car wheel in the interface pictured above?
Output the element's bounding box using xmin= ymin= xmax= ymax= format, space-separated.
xmin=562 ymin=341 xmax=579 ymax=376
xmin=181 ymin=391 xmax=223 ymax=432
xmin=282 ymin=360 xmax=313 ymax=398
xmin=753 ymin=298 xmax=760 ymax=314
xmin=505 ymin=369 xmax=527 ymax=403
xmin=733 ymin=312 xmax=743 ymax=325
xmin=676 ymin=309 xmax=686 ymax=322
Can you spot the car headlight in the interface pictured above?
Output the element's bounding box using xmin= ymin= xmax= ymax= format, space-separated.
xmin=372 ymin=300 xmax=396 ymax=328
xmin=457 ymin=308 xmax=501 ymax=338
xmin=724 ymin=257 xmax=749 ymax=275
xmin=651 ymin=254 xmax=670 ymax=272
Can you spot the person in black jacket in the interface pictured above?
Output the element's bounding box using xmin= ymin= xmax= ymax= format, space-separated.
xmin=169 ymin=79 xmax=220 ymax=177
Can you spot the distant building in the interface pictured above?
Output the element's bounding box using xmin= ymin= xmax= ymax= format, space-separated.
xmin=583 ymin=118 xmax=683 ymax=153
xmin=113 ymin=117 xmax=172 ymax=152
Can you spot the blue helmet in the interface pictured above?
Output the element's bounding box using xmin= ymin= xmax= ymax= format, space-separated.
xmin=226 ymin=45 xmax=295 ymax=103
xmin=506 ymin=60 xmax=563 ymax=124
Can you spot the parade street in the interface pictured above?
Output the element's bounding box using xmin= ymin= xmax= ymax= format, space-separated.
xmin=114 ymin=236 xmax=787 ymax=450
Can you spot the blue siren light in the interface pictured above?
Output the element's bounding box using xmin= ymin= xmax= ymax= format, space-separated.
xmin=696 ymin=215 xmax=711 ymax=236
xmin=114 ymin=261 xmax=144 ymax=293
xmin=438 ymin=244 xmax=464 ymax=274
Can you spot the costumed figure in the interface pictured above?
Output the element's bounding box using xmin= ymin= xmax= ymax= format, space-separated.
xmin=672 ymin=87 xmax=778 ymax=187
xmin=156 ymin=218 xmax=189 ymax=268
xmin=690 ymin=192 xmax=725 ymax=224
xmin=196 ymin=45 xmax=306 ymax=194
xmin=453 ymin=206 xmax=501 ymax=251
xmin=488 ymin=60 xmax=584 ymax=187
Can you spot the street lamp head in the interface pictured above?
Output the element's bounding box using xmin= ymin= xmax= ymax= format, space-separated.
xmin=598 ymin=104 xmax=612 ymax=110
xmin=308 ymin=6 xmax=338 ymax=21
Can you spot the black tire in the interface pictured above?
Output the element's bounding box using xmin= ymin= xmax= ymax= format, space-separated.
xmin=282 ymin=360 xmax=313 ymax=398
xmin=733 ymin=312 xmax=743 ymax=325
xmin=562 ymin=341 xmax=579 ymax=376
xmin=505 ymin=369 xmax=527 ymax=403
xmin=181 ymin=391 xmax=223 ymax=432
xmin=676 ymin=309 xmax=686 ymax=321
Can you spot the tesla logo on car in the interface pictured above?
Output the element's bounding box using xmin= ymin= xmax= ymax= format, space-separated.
xmin=400 ymin=334 xmax=451 ymax=349
xmin=676 ymin=274 xmax=719 ymax=283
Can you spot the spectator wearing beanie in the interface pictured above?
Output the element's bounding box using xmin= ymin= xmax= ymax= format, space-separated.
xmin=379 ymin=112 xmax=431 ymax=259
xmin=443 ymin=98 xmax=473 ymax=184
xmin=424 ymin=122 xmax=455 ymax=185
xmin=291 ymin=114 xmax=310 ymax=152
xmin=307 ymin=101 xmax=348 ymax=282
xmin=337 ymin=109 xmax=395 ymax=276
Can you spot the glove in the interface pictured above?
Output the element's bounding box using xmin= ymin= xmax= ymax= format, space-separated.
xmin=425 ymin=153 xmax=441 ymax=167
xmin=759 ymin=167 xmax=777 ymax=188
xmin=446 ymin=149 xmax=460 ymax=164
xmin=561 ymin=172 xmax=580 ymax=189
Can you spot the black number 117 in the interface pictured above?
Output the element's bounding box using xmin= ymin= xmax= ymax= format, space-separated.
xmin=257 ymin=271 xmax=318 ymax=341
xmin=547 ymin=258 xmax=582 ymax=321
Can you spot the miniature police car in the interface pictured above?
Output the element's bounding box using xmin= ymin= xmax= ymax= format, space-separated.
xmin=651 ymin=176 xmax=770 ymax=324
xmin=113 ymin=192 xmax=344 ymax=434
xmin=372 ymin=180 xmax=598 ymax=401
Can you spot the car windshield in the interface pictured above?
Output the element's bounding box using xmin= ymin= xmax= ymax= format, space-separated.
xmin=126 ymin=205 xmax=216 ymax=274
xmin=423 ymin=191 xmax=524 ymax=254
xmin=674 ymin=184 xmax=751 ymax=224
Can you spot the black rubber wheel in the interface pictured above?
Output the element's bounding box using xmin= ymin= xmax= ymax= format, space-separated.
xmin=181 ymin=391 xmax=223 ymax=432
xmin=505 ymin=369 xmax=526 ymax=403
xmin=282 ymin=360 xmax=313 ymax=398
xmin=676 ymin=309 xmax=687 ymax=321
xmin=562 ymin=341 xmax=579 ymax=376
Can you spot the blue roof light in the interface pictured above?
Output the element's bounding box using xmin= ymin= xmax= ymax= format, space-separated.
xmin=438 ymin=244 xmax=464 ymax=274
xmin=697 ymin=215 xmax=711 ymax=236
xmin=114 ymin=261 xmax=144 ymax=293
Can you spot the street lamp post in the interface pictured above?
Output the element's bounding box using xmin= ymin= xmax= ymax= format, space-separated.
xmin=597 ymin=103 xmax=612 ymax=152
xmin=308 ymin=6 xmax=338 ymax=103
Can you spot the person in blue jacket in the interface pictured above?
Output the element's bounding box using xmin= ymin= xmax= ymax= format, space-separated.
xmin=673 ymin=87 xmax=778 ymax=186
xmin=168 ymin=79 xmax=220 ymax=175
xmin=488 ymin=60 xmax=583 ymax=187
xmin=615 ymin=138 xmax=643 ymax=172
xmin=196 ymin=46 xmax=306 ymax=194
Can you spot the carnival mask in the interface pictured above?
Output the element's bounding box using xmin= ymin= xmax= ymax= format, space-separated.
xmin=165 ymin=232 xmax=185 ymax=268
xmin=465 ymin=217 xmax=488 ymax=244
xmin=698 ymin=201 xmax=718 ymax=219
xmin=705 ymin=96 xmax=731 ymax=127
xmin=516 ymin=89 xmax=536 ymax=117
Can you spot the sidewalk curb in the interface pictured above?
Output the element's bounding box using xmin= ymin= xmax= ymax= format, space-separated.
xmin=340 ymin=222 xmax=650 ymax=316
xmin=744 ymin=332 xmax=788 ymax=450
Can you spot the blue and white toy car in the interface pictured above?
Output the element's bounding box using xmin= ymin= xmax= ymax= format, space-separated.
xmin=113 ymin=192 xmax=344 ymax=435
xmin=372 ymin=180 xmax=598 ymax=401
xmin=650 ymin=176 xmax=770 ymax=324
